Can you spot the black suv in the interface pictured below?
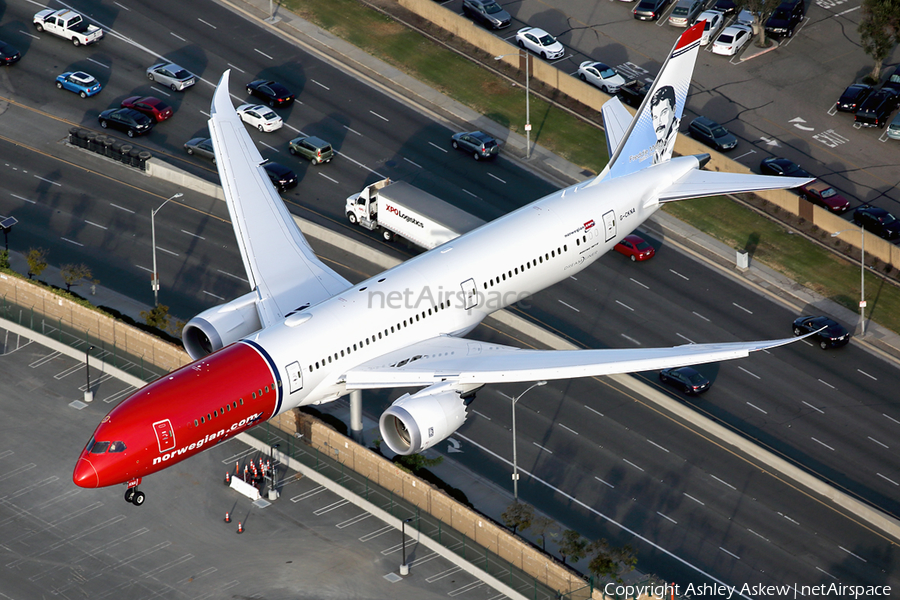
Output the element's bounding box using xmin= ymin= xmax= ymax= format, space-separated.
xmin=853 ymin=205 xmax=900 ymax=240
xmin=764 ymin=0 xmax=804 ymax=38
xmin=462 ymin=0 xmax=511 ymax=29
xmin=97 ymin=108 xmax=154 ymax=137
xmin=854 ymin=88 xmax=900 ymax=128
xmin=263 ymin=162 xmax=298 ymax=192
xmin=835 ymin=83 xmax=873 ymax=113
xmin=688 ymin=116 xmax=738 ymax=151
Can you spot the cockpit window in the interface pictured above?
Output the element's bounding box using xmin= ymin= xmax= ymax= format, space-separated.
xmin=108 ymin=441 xmax=127 ymax=453
xmin=90 ymin=441 xmax=110 ymax=454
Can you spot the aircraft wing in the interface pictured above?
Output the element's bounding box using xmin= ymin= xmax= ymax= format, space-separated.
xmin=344 ymin=334 xmax=803 ymax=389
xmin=208 ymin=71 xmax=351 ymax=327
xmin=658 ymin=170 xmax=813 ymax=203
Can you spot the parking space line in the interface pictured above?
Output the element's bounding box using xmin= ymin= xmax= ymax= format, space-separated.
xmin=313 ymin=499 xmax=349 ymax=515
xmin=336 ymin=512 xmax=372 ymax=528
xmin=359 ymin=525 xmax=393 ymax=542
xmin=290 ymin=485 xmax=327 ymax=503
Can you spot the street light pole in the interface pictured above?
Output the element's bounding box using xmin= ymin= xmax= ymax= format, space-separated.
xmin=400 ymin=517 xmax=413 ymax=575
xmin=150 ymin=193 xmax=183 ymax=306
xmin=84 ymin=344 xmax=95 ymax=403
xmin=494 ymin=51 xmax=531 ymax=159
xmin=511 ymin=380 xmax=547 ymax=500
xmin=830 ymin=224 xmax=866 ymax=336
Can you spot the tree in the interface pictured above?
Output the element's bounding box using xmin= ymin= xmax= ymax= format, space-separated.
xmin=25 ymin=247 xmax=48 ymax=280
xmin=0 ymin=249 xmax=9 ymax=270
xmin=586 ymin=539 xmax=638 ymax=584
xmin=735 ymin=0 xmax=783 ymax=48
xmin=530 ymin=515 xmax=556 ymax=551
xmin=557 ymin=529 xmax=588 ymax=565
xmin=394 ymin=452 xmax=443 ymax=474
xmin=141 ymin=304 xmax=171 ymax=330
xmin=859 ymin=0 xmax=900 ymax=83
xmin=60 ymin=263 xmax=93 ymax=292
xmin=501 ymin=501 xmax=534 ymax=534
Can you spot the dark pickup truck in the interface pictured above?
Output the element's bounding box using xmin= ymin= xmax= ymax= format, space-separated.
xmin=616 ymin=80 xmax=649 ymax=108
xmin=855 ymin=88 xmax=900 ymax=128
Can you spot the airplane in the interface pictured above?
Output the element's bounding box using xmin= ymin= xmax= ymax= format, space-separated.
xmin=73 ymin=22 xmax=812 ymax=505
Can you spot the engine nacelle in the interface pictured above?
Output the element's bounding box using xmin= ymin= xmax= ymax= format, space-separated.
xmin=182 ymin=291 xmax=263 ymax=360
xmin=379 ymin=384 xmax=470 ymax=455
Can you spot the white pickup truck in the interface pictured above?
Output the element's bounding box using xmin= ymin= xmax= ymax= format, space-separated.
xmin=34 ymin=9 xmax=103 ymax=46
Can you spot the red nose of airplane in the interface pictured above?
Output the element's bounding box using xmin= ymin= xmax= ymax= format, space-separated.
xmin=73 ymin=457 xmax=99 ymax=488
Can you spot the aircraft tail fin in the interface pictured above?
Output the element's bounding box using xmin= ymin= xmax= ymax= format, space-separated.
xmin=598 ymin=21 xmax=704 ymax=182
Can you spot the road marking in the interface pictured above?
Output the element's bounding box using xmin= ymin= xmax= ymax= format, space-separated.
xmin=867 ymin=436 xmax=888 ymax=449
xmin=710 ymin=474 xmax=736 ymax=490
xmin=779 ymin=512 xmax=799 ymax=524
xmin=692 ymin=311 xmax=709 ymax=321
xmin=313 ymin=499 xmax=350 ymax=515
xmin=203 ymin=291 xmax=224 ymax=300
xmin=85 ymin=221 xmax=107 ymax=230
xmin=839 ymin=546 xmax=867 ymax=562
xmin=621 ymin=334 xmax=640 ymax=346
xmin=532 ymin=442 xmax=552 ymax=454
xmin=647 ymin=439 xmax=669 ymax=453
xmin=676 ymin=333 xmax=695 ymax=344
xmin=719 ymin=547 xmax=740 ymax=560
xmin=559 ymin=423 xmax=579 ymax=435
xmin=35 ymin=175 xmax=61 ymax=186
xmin=260 ymin=141 xmax=278 ymax=151
xmin=170 ymin=32 xmax=186 ymax=41
xmin=472 ymin=410 xmax=491 ymax=420
xmin=426 ymin=565 xmax=463 ymax=583
xmin=818 ymin=379 xmax=835 ymax=389
xmin=254 ymin=48 xmax=273 ymax=60
xmin=615 ymin=300 xmax=634 ymax=311
xmin=336 ymin=512 xmax=371 ymax=529
xmin=558 ymin=300 xmax=580 ymax=312
xmin=156 ymin=246 xmax=179 ymax=256
xmin=630 ymin=277 xmax=649 ymax=289
xmin=291 ymin=486 xmax=327 ymax=502
xmin=811 ymin=437 xmax=834 ymax=451
xmin=61 ymin=237 xmax=83 ymax=246
xmin=344 ymin=125 xmax=362 ymax=136
xmin=746 ymin=402 xmax=767 ymax=414
xmin=884 ymin=413 xmax=900 ymax=425
xmin=584 ymin=405 xmax=604 ymax=417
xmin=311 ymin=79 xmax=330 ymax=90
xmin=462 ymin=188 xmax=478 ymax=198
xmin=622 ymin=458 xmax=644 ymax=471
xmin=595 ymin=476 xmax=614 ymax=488
xmin=110 ymin=203 xmax=134 ymax=213
xmin=877 ymin=473 xmax=899 ymax=486
xmin=358 ymin=525 xmax=393 ymax=541
xmin=155 ymin=88 xmax=172 ymax=97
xmin=857 ymin=369 xmax=877 ymax=380
xmin=403 ymin=157 xmax=422 ymax=168
xmin=429 ymin=141 xmax=449 ymax=153
xmin=318 ymin=172 xmax=339 ymax=184
xmin=198 ymin=18 xmax=217 ymax=29
xmin=669 ymin=269 xmax=689 ymax=280
xmin=181 ymin=230 xmax=205 ymax=240
xmin=135 ymin=264 xmax=153 ymax=273
xmin=732 ymin=302 xmax=753 ymax=314
xmin=738 ymin=366 xmax=759 ymax=379
xmin=657 ymin=511 xmax=677 ymax=524
xmin=227 ymin=63 xmax=246 ymax=73
xmin=802 ymin=401 xmax=824 ymax=414
xmin=683 ymin=493 xmax=704 ymax=505
xmin=87 ymin=58 xmax=109 ymax=69
xmin=217 ymin=269 xmax=249 ymax=283
xmin=114 ymin=1 xmax=131 ymax=9
xmin=11 ymin=193 xmax=35 ymax=204
xmin=369 ymin=111 xmax=389 ymax=122
xmin=488 ymin=173 xmax=506 ymax=184
xmin=748 ymin=528 xmax=769 ymax=542
xmin=816 ymin=566 xmax=837 ymax=579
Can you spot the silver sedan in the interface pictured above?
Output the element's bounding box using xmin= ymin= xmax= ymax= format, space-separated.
xmin=146 ymin=62 xmax=196 ymax=92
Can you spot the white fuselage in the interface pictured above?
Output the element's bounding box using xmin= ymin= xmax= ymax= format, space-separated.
xmin=247 ymin=158 xmax=696 ymax=416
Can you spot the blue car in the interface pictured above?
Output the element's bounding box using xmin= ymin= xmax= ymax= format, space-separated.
xmin=56 ymin=71 xmax=101 ymax=98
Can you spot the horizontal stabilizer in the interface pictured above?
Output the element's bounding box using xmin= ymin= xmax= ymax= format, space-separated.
xmin=601 ymin=96 xmax=632 ymax=162
xmin=658 ymin=170 xmax=813 ymax=203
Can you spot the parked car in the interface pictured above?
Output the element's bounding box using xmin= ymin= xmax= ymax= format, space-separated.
xmin=835 ymin=83 xmax=873 ymax=113
xmin=797 ymin=181 xmax=850 ymax=214
xmin=668 ymin=0 xmax=704 ymax=27
xmin=461 ymin=0 xmax=511 ymax=29
xmin=688 ymin=116 xmax=738 ymax=151
xmin=659 ymin=367 xmax=711 ymax=394
xmin=616 ymin=80 xmax=649 ymax=107
xmin=633 ymin=0 xmax=671 ymax=21
xmin=614 ymin=234 xmax=655 ymax=261
xmin=0 ymin=40 xmax=22 ymax=65
xmin=577 ymin=62 xmax=626 ymax=93
xmin=711 ymin=24 xmax=752 ymax=56
xmin=736 ymin=9 xmax=757 ymax=27
xmin=262 ymin=162 xmax=298 ymax=192
xmin=764 ymin=0 xmax=804 ymax=38
xmin=451 ymin=131 xmax=499 ymax=160
xmin=246 ymin=79 xmax=295 ymax=107
xmin=882 ymin=65 xmax=900 ymax=93
xmin=887 ymin=113 xmax=900 ymax=140
xmin=146 ymin=62 xmax=196 ymax=91
xmin=236 ymin=103 xmax=283 ymax=132
xmin=854 ymin=88 xmax=899 ymax=128
xmin=184 ymin=137 xmax=216 ymax=163
xmin=759 ymin=157 xmax=811 ymax=178
xmin=853 ymin=205 xmax=900 ymax=240
xmin=515 ymin=27 xmax=565 ymax=60
xmin=792 ymin=315 xmax=850 ymax=350
xmin=288 ymin=135 xmax=334 ymax=164
xmin=712 ymin=0 xmax=736 ymax=15
xmin=98 ymin=108 xmax=154 ymax=137
xmin=55 ymin=71 xmax=101 ymax=98
xmin=697 ymin=10 xmax=726 ymax=45
xmin=121 ymin=96 xmax=173 ymax=122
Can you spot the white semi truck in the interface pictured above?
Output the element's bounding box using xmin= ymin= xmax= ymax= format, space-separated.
xmin=34 ymin=9 xmax=104 ymax=46
xmin=345 ymin=178 xmax=485 ymax=250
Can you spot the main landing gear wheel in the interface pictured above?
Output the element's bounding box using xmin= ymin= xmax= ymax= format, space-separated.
xmin=125 ymin=487 xmax=145 ymax=505
xmin=124 ymin=487 xmax=135 ymax=502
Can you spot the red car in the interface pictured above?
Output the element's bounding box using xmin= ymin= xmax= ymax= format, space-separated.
xmin=798 ymin=180 xmax=850 ymax=214
xmin=614 ymin=234 xmax=655 ymax=261
xmin=121 ymin=96 xmax=173 ymax=122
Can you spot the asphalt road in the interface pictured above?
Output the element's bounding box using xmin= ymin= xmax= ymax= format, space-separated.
xmin=2 ymin=0 xmax=900 ymax=595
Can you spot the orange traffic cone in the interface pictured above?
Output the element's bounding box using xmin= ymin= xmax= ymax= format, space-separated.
xmin=237 ymin=521 xmax=243 ymax=534
xmin=225 ymin=471 xmax=231 ymax=485
xmin=225 ymin=511 xmax=231 ymax=523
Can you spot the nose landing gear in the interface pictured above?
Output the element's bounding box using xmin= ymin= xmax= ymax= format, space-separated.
xmin=124 ymin=478 xmax=145 ymax=505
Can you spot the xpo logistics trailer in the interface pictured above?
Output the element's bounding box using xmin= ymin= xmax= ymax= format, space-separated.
xmin=345 ymin=178 xmax=485 ymax=250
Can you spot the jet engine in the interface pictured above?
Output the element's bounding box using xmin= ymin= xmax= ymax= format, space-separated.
xmin=379 ymin=383 xmax=474 ymax=455
xmin=182 ymin=291 xmax=263 ymax=360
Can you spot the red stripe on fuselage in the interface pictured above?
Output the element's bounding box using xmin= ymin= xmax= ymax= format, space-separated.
xmin=73 ymin=342 xmax=278 ymax=488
